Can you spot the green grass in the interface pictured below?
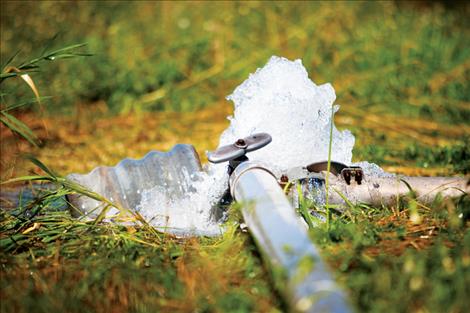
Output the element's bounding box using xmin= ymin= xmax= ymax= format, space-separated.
xmin=0 ymin=199 xmax=281 ymax=313
xmin=356 ymin=139 xmax=470 ymax=174
xmin=308 ymin=196 xmax=470 ymax=313
xmin=1 ymin=176 xmax=468 ymax=312
xmin=1 ymin=1 xmax=470 ymax=313
xmin=1 ymin=2 xmax=469 ymax=120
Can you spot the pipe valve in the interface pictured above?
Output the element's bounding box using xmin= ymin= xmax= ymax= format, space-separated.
xmin=207 ymin=133 xmax=272 ymax=174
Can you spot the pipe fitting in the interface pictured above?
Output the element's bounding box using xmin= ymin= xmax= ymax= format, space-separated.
xmin=229 ymin=161 xmax=277 ymax=200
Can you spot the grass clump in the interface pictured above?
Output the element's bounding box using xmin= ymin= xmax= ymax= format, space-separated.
xmin=0 ymin=201 xmax=280 ymax=313
xmin=1 ymin=41 xmax=90 ymax=147
xmin=306 ymin=196 xmax=470 ymax=313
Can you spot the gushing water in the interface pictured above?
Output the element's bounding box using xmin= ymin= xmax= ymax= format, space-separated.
xmin=220 ymin=56 xmax=354 ymax=173
xmin=136 ymin=56 xmax=388 ymax=235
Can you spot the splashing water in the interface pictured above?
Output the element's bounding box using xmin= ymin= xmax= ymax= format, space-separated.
xmin=220 ymin=56 xmax=355 ymax=173
xmin=136 ymin=56 xmax=388 ymax=235
xmin=136 ymin=166 xmax=228 ymax=236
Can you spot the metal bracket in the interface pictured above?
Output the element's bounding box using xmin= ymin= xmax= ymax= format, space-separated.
xmin=283 ymin=161 xmax=349 ymax=182
xmin=341 ymin=167 xmax=363 ymax=185
xmin=283 ymin=161 xmax=364 ymax=186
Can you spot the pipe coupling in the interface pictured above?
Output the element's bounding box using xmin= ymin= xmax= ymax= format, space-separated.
xmin=229 ymin=161 xmax=277 ymax=200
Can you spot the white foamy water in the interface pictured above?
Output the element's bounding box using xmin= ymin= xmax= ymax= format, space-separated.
xmin=136 ymin=56 xmax=388 ymax=235
xmin=220 ymin=56 xmax=355 ymax=173
xmin=136 ymin=165 xmax=228 ymax=236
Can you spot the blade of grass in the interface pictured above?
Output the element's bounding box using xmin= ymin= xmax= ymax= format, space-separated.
xmin=3 ymin=66 xmax=41 ymax=103
xmin=0 ymin=112 xmax=39 ymax=147
xmin=325 ymin=105 xmax=335 ymax=231
xmin=24 ymin=154 xmax=57 ymax=178
xmin=1 ymin=49 xmax=21 ymax=70
xmin=20 ymin=43 xmax=91 ymax=67
xmin=297 ymin=183 xmax=315 ymax=229
xmin=1 ymin=96 xmax=52 ymax=112
xmin=39 ymin=32 xmax=61 ymax=57
xmin=0 ymin=70 xmax=39 ymax=80
xmin=1 ymin=175 xmax=55 ymax=184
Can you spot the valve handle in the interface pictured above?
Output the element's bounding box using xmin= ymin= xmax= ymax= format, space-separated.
xmin=207 ymin=133 xmax=272 ymax=164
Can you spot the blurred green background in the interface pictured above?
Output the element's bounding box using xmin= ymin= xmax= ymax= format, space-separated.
xmin=1 ymin=1 xmax=468 ymax=121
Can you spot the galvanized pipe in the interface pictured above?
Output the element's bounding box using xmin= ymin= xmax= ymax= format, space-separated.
xmin=230 ymin=162 xmax=351 ymax=313
xmin=324 ymin=174 xmax=469 ymax=208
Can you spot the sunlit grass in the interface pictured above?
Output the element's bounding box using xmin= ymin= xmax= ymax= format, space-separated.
xmin=1 ymin=1 xmax=469 ymax=313
xmin=307 ymin=195 xmax=470 ymax=313
xmin=0 ymin=211 xmax=281 ymax=313
xmin=1 ymin=2 xmax=468 ymax=119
